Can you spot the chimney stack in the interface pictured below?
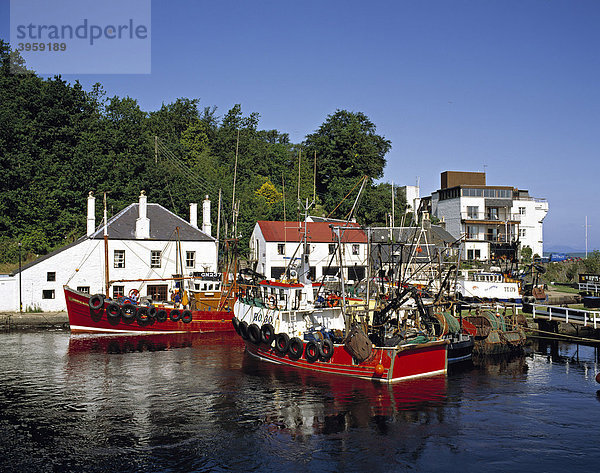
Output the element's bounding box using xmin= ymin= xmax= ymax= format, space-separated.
xmin=135 ymin=190 xmax=150 ymax=239
xmin=86 ymin=191 xmax=96 ymax=237
xmin=189 ymin=203 xmax=198 ymax=229
xmin=202 ymin=195 xmax=212 ymax=236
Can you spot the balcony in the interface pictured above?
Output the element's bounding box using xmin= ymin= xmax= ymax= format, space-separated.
xmin=461 ymin=211 xmax=521 ymax=223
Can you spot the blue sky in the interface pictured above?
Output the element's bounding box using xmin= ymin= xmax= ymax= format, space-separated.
xmin=1 ymin=0 xmax=598 ymax=251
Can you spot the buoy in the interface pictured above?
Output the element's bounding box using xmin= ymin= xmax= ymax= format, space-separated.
xmin=374 ymin=364 xmax=384 ymax=376
xmin=596 ymin=372 xmax=600 ymax=384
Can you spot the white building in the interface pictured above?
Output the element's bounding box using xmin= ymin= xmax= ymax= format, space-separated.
xmin=426 ymin=171 xmax=548 ymax=261
xmin=0 ymin=192 xmax=217 ymax=312
xmin=249 ymin=220 xmax=368 ymax=282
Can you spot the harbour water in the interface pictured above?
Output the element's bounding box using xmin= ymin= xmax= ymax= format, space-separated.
xmin=1 ymin=330 xmax=599 ymax=472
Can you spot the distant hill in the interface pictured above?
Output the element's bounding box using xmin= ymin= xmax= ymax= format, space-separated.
xmin=544 ymin=245 xmax=598 ymax=257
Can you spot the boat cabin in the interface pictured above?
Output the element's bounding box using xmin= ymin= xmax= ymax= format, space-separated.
xmin=257 ymin=280 xmax=315 ymax=311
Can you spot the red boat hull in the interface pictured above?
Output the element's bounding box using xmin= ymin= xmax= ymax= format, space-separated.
xmin=64 ymin=286 xmax=235 ymax=334
xmin=243 ymin=337 xmax=448 ymax=383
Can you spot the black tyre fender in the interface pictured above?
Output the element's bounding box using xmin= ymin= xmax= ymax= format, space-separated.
xmin=89 ymin=294 xmax=105 ymax=311
xmin=136 ymin=306 xmax=151 ymax=325
xmin=304 ymin=340 xmax=320 ymax=363
xmin=260 ymin=323 xmax=275 ymax=345
xmin=106 ymin=302 xmax=121 ymax=319
xmin=232 ymin=316 xmax=241 ymax=335
xmin=239 ymin=321 xmax=249 ymax=340
xmin=155 ymin=309 xmax=168 ymax=323
xmin=181 ymin=310 xmax=193 ymax=323
xmin=274 ymin=333 xmax=290 ymax=354
xmin=319 ymin=338 xmax=334 ymax=361
xmin=247 ymin=323 xmax=261 ymax=344
xmin=169 ymin=309 xmax=181 ymax=322
xmin=121 ymin=303 xmax=137 ymax=320
xmin=288 ymin=337 xmax=304 ymax=360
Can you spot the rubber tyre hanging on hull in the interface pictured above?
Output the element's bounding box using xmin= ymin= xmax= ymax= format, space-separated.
xmin=121 ymin=303 xmax=137 ymax=320
xmin=106 ymin=303 xmax=121 ymax=319
xmin=247 ymin=324 xmax=261 ymax=344
xmin=288 ymin=337 xmax=304 ymax=360
xmin=260 ymin=323 xmax=275 ymax=345
xmin=136 ymin=306 xmax=152 ymax=326
xmin=319 ymin=338 xmax=334 ymax=361
xmin=181 ymin=310 xmax=193 ymax=323
xmin=89 ymin=294 xmax=105 ymax=311
xmin=239 ymin=321 xmax=249 ymax=340
xmin=155 ymin=309 xmax=168 ymax=323
xmin=274 ymin=333 xmax=290 ymax=355
xmin=304 ymin=340 xmax=320 ymax=363
xmin=169 ymin=309 xmax=181 ymax=322
xmin=232 ymin=317 xmax=241 ymax=335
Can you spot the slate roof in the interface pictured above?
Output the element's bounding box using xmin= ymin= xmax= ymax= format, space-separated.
xmin=11 ymin=202 xmax=214 ymax=275
xmin=256 ymin=221 xmax=367 ymax=243
xmin=89 ymin=203 xmax=215 ymax=242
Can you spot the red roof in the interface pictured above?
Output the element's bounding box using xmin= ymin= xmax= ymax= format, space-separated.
xmin=256 ymin=221 xmax=367 ymax=243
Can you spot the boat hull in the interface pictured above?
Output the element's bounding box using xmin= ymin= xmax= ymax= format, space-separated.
xmin=65 ymin=286 xmax=234 ymax=334
xmin=242 ymin=337 xmax=448 ymax=383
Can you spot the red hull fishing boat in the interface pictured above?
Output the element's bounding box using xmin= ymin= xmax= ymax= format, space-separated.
xmin=233 ymin=271 xmax=448 ymax=383
xmin=65 ymin=285 xmax=235 ymax=334
xmin=241 ymin=329 xmax=447 ymax=382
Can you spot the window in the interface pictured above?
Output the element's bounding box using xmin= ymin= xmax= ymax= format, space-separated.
xmin=328 ymin=244 xmax=336 ymax=255
xmin=519 ymin=207 xmax=526 ymax=215
xmin=466 ymin=250 xmax=481 ymax=260
xmin=352 ymin=244 xmax=360 ymax=256
xmin=520 ymin=229 xmax=526 ymax=238
xmin=113 ymin=285 xmax=125 ymax=298
xmin=467 ymin=206 xmax=478 ymax=219
xmin=151 ymin=250 xmax=162 ymax=268
xmin=487 ymin=208 xmax=499 ymax=220
xmin=42 ymin=289 xmax=55 ymax=299
xmin=147 ymin=284 xmax=168 ymax=301
xmin=77 ymin=286 xmax=90 ymax=294
xmin=277 ymin=244 xmax=285 ymax=255
xmin=47 ymin=272 xmax=56 ymax=282
xmin=487 ymin=228 xmax=499 ymax=241
xmin=466 ymin=225 xmax=478 ymax=239
xmin=114 ymin=250 xmax=125 ymax=268
xmin=185 ymin=251 xmax=196 ymax=268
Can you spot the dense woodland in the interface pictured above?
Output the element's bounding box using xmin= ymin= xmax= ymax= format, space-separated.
xmin=0 ymin=40 xmax=406 ymax=265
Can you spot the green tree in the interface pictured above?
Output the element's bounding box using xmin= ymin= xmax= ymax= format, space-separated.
xmin=304 ymin=110 xmax=391 ymax=212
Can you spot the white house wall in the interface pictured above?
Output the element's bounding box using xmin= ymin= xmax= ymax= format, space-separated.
xmin=0 ymin=238 xmax=217 ymax=312
xmin=513 ymin=198 xmax=548 ymax=256
xmin=251 ymin=224 xmax=367 ymax=281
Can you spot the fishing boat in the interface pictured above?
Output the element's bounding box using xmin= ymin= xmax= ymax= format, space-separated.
xmin=65 ymin=277 xmax=235 ymax=334
xmin=232 ymin=222 xmax=448 ymax=383
xmin=456 ymin=270 xmax=522 ymax=304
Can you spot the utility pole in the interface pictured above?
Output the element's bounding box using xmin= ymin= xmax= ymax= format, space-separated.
xmin=585 ymin=215 xmax=589 ymax=258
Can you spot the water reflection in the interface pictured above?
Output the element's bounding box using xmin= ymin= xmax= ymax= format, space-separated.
xmin=242 ymin=353 xmax=449 ymax=434
xmin=2 ymin=332 xmax=600 ymax=472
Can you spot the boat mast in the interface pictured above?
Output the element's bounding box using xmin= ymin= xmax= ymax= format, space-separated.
xmin=103 ymin=192 xmax=109 ymax=296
